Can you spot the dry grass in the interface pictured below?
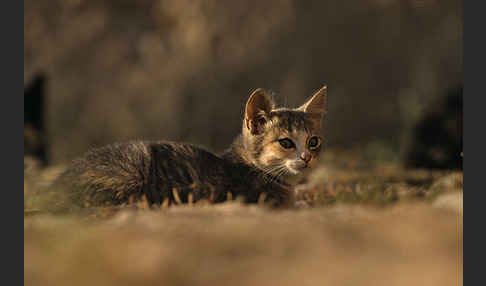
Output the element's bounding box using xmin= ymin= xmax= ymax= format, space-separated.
xmin=24 ymin=150 xmax=463 ymax=286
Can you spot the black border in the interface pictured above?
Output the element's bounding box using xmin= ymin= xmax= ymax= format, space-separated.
xmin=5 ymin=0 xmax=24 ymax=284
xmin=464 ymin=0 xmax=483 ymax=284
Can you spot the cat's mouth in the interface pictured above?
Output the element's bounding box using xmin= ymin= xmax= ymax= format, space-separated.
xmin=286 ymin=161 xmax=309 ymax=175
xmin=281 ymin=162 xmax=312 ymax=186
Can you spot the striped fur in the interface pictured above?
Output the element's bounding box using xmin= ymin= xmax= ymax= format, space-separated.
xmin=52 ymin=86 xmax=327 ymax=210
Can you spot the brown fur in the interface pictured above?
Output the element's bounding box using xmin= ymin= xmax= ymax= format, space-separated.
xmin=52 ymin=86 xmax=327 ymax=210
xmin=224 ymin=86 xmax=327 ymax=182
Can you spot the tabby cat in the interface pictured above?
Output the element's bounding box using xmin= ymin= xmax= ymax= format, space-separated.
xmin=51 ymin=86 xmax=327 ymax=210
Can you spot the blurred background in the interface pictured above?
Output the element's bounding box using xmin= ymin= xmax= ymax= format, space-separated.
xmin=24 ymin=0 xmax=463 ymax=168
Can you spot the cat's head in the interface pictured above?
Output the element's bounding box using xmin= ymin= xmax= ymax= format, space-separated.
xmin=241 ymin=86 xmax=327 ymax=183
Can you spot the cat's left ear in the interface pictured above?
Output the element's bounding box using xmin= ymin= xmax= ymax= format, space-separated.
xmin=298 ymin=85 xmax=327 ymax=118
xmin=245 ymin=88 xmax=275 ymax=135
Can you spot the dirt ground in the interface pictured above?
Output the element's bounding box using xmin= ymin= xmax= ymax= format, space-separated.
xmin=24 ymin=150 xmax=463 ymax=286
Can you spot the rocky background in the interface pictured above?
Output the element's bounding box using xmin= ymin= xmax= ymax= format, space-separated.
xmin=24 ymin=0 xmax=463 ymax=165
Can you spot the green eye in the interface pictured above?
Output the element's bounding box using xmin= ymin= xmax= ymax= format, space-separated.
xmin=308 ymin=136 xmax=320 ymax=149
xmin=278 ymin=138 xmax=295 ymax=149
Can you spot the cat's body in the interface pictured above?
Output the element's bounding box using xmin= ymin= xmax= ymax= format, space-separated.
xmin=52 ymin=140 xmax=292 ymax=210
xmin=52 ymin=87 xmax=327 ymax=209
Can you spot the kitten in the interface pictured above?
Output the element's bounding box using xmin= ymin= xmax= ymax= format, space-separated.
xmin=222 ymin=87 xmax=327 ymax=185
xmin=49 ymin=86 xmax=327 ymax=210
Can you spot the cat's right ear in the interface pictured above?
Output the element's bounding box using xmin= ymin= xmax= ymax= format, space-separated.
xmin=245 ymin=88 xmax=274 ymax=135
xmin=298 ymin=85 xmax=327 ymax=117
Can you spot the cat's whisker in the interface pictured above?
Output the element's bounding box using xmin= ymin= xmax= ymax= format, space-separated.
xmin=259 ymin=164 xmax=284 ymax=183
xmin=273 ymin=168 xmax=287 ymax=184
xmin=269 ymin=166 xmax=288 ymax=185
xmin=261 ymin=165 xmax=287 ymax=185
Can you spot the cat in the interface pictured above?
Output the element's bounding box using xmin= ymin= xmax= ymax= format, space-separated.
xmin=49 ymin=86 xmax=327 ymax=211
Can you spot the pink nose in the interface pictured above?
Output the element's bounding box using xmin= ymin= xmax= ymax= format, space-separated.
xmin=300 ymin=152 xmax=311 ymax=163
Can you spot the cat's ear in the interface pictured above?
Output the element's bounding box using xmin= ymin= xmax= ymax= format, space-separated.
xmin=298 ymin=85 xmax=327 ymax=118
xmin=245 ymin=88 xmax=274 ymax=135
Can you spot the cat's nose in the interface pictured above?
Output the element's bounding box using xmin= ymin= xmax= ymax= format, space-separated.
xmin=300 ymin=152 xmax=311 ymax=163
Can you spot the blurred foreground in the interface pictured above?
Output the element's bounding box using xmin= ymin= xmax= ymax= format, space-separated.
xmin=24 ymin=149 xmax=463 ymax=286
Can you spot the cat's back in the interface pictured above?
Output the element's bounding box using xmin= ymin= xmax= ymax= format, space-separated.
xmin=54 ymin=140 xmax=228 ymax=208
xmin=51 ymin=140 xmax=292 ymax=210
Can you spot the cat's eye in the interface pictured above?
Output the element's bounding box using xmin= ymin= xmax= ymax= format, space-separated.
xmin=278 ymin=138 xmax=295 ymax=149
xmin=308 ymin=136 xmax=320 ymax=149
